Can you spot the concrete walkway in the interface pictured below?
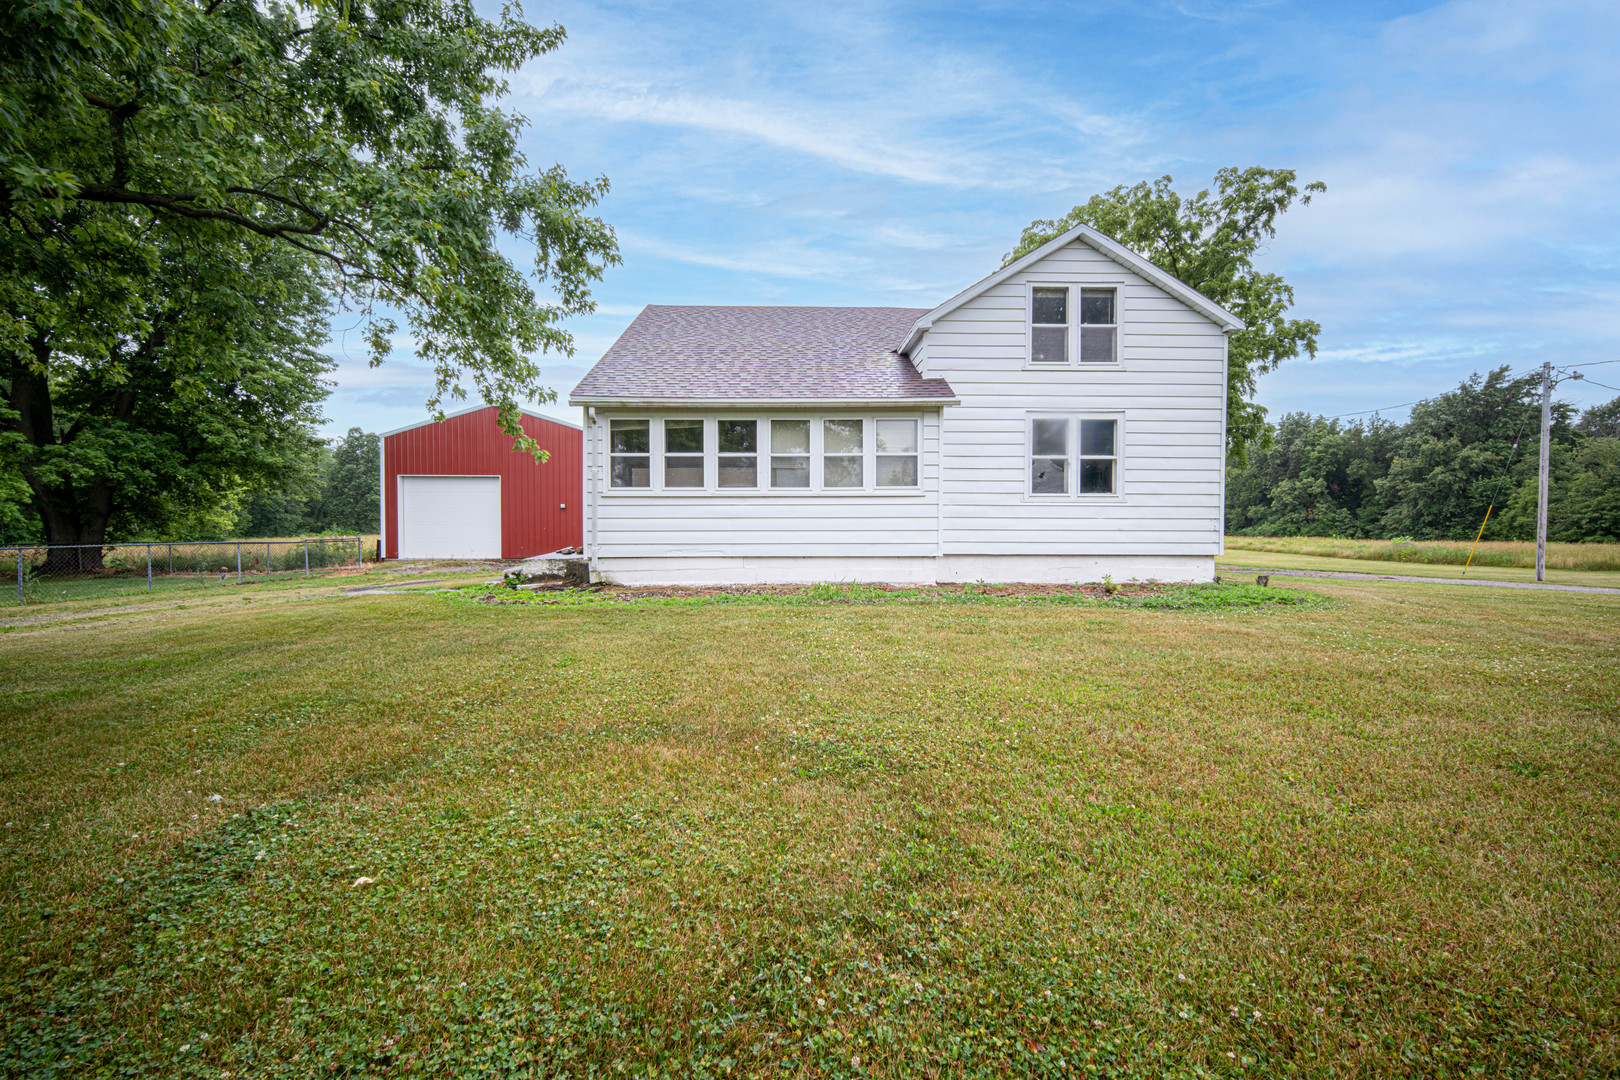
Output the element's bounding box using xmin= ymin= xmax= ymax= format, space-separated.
xmin=1221 ymin=565 xmax=1620 ymax=596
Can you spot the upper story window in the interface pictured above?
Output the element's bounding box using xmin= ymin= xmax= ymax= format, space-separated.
xmin=610 ymin=419 xmax=650 ymax=488
xmin=718 ymin=420 xmax=758 ymax=487
xmin=1080 ymin=288 xmax=1117 ymax=362
xmin=664 ymin=419 xmax=704 ymax=487
xmin=1030 ymin=285 xmax=1120 ymax=365
xmin=875 ymin=419 xmax=918 ymax=487
xmin=1031 ymin=287 xmax=1068 ymax=363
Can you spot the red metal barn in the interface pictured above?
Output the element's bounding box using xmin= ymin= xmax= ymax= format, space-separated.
xmin=381 ymin=406 xmax=582 ymax=560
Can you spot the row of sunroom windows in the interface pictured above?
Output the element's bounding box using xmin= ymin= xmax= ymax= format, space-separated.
xmin=608 ymin=418 xmax=920 ymax=491
xmin=605 ymin=415 xmax=1120 ymax=496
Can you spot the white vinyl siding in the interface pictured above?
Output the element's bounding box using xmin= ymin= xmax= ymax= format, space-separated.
xmin=929 ymin=238 xmax=1227 ymax=556
xmin=580 ymin=234 xmax=1228 ymax=577
xmin=586 ymin=410 xmax=941 ymax=559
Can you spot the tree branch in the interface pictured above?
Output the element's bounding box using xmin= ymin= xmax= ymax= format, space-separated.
xmin=74 ymin=184 xmax=333 ymax=239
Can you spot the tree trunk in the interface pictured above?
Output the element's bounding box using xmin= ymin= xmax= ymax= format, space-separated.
xmin=6 ymin=332 xmax=115 ymax=572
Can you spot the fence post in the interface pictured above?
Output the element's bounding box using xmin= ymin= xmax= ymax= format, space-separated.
xmin=168 ymin=543 xmax=173 ymax=574
xmin=357 ymin=536 xmax=362 ymax=573
xmin=267 ymin=541 xmax=271 ymax=576
xmin=304 ymin=538 xmax=310 ymax=577
xmin=147 ymin=544 xmax=152 ymax=591
xmin=236 ymin=541 xmax=242 ymax=584
xmin=15 ymin=549 xmax=20 ymax=604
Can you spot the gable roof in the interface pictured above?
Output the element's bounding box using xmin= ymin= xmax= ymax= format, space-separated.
xmin=570 ymin=305 xmax=957 ymax=406
xmin=898 ymin=222 xmax=1245 ymax=356
xmin=381 ymin=403 xmax=581 ymax=438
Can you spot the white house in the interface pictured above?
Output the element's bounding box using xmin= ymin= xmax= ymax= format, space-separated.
xmin=569 ymin=223 xmax=1242 ymax=585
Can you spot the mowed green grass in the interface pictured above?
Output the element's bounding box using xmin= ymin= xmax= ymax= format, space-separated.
xmin=0 ymin=580 xmax=1616 ymax=1078
xmin=1223 ymin=536 xmax=1620 ymax=573
xmin=1219 ymin=548 xmax=1620 ymax=590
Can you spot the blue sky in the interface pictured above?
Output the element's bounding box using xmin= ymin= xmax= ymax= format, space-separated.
xmin=324 ymin=0 xmax=1620 ymax=436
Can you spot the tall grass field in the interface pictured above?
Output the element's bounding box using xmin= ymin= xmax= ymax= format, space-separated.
xmin=1225 ymin=536 xmax=1620 ymax=571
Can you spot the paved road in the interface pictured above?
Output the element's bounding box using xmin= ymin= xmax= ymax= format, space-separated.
xmin=1221 ymin=565 xmax=1620 ymax=596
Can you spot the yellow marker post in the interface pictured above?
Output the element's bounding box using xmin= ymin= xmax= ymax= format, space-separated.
xmin=1462 ymin=505 xmax=1494 ymax=576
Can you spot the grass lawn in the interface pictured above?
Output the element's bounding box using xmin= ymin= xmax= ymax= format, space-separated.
xmin=1221 ymin=537 xmax=1620 ymax=574
xmin=1219 ymin=548 xmax=1620 ymax=590
xmin=1 ymin=578 xmax=1616 ymax=1077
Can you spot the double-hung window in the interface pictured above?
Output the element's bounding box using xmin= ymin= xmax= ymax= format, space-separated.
xmin=875 ymin=419 xmax=918 ymax=488
xmin=1029 ymin=416 xmax=1119 ymax=496
xmin=771 ymin=420 xmax=810 ymax=488
xmin=610 ymin=419 xmax=650 ymax=488
xmin=1031 ymin=418 xmax=1068 ymax=494
xmin=1080 ymin=288 xmax=1117 ymax=362
xmin=664 ymin=419 xmax=704 ymax=487
xmin=822 ymin=419 xmax=863 ymax=487
xmin=718 ymin=420 xmax=758 ymax=487
xmin=1031 ymin=287 xmax=1069 ymax=363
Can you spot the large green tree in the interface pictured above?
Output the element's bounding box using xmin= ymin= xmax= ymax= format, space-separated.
xmin=1224 ymin=369 xmax=1618 ymax=541
xmin=1 ymin=0 xmax=618 ymax=553
xmin=1010 ymin=168 xmax=1324 ymax=463
xmin=1 ymin=230 xmax=332 ymax=564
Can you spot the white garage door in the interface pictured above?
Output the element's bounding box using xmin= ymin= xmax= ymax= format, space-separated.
xmin=397 ymin=475 xmax=502 ymax=559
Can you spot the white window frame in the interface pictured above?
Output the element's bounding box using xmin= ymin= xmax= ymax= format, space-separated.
xmin=598 ymin=414 xmax=925 ymax=495
xmin=1078 ymin=286 xmax=1120 ymax=365
xmin=820 ymin=417 xmax=866 ymax=491
xmin=1024 ymin=282 xmax=1125 ymax=369
xmin=873 ymin=417 xmax=921 ymax=490
xmin=716 ymin=417 xmax=762 ymax=491
xmin=662 ymin=417 xmax=706 ymax=489
xmin=607 ymin=417 xmax=654 ymax=490
xmin=1028 ymin=283 xmax=1071 ymax=366
xmin=1024 ymin=413 xmax=1125 ymax=501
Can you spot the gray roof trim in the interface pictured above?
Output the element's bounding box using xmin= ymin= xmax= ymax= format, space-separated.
xmin=380 ymin=403 xmax=582 ymax=438
xmin=568 ymin=395 xmax=958 ymax=409
xmin=899 ymin=223 xmax=1246 ymax=355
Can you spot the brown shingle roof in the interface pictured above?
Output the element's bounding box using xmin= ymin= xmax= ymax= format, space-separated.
xmin=569 ymin=306 xmax=956 ymax=404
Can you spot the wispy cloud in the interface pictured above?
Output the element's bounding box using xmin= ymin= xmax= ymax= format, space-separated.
xmin=321 ymin=0 xmax=1620 ymax=434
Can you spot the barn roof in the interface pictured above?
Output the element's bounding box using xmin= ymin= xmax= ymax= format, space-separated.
xmin=569 ymin=306 xmax=957 ymax=406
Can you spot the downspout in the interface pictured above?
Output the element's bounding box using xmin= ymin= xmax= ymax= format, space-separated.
xmin=585 ymin=406 xmax=599 ymax=582
xmin=1218 ymin=333 xmax=1231 ymax=558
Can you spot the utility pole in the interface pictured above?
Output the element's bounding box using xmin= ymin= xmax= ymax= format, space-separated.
xmin=1536 ymin=361 xmax=1552 ymax=582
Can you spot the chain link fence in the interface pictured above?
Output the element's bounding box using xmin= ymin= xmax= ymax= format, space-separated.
xmin=5 ymin=537 xmax=368 ymax=605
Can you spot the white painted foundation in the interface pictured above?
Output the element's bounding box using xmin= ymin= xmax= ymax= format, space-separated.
xmin=593 ymin=554 xmax=1214 ymax=586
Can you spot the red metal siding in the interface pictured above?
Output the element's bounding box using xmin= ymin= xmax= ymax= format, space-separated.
xmin=384 ymin=408 xmax=582 ymax=560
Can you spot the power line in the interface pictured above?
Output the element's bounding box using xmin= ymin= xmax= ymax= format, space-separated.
xmin=1319 ymin=399 xmax=1428 ymax=420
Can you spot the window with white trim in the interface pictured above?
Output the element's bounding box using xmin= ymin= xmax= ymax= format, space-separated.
xmin=770 ymin=419 xmax=810 ymax=488
xmin=664 ymin=419 xmax=704 ymax=487
xmin=1080 ymin=288 xmax=1117 ymax=362
xmin=1029 ymin=416 xmax=1119 ymax=496
xmin=1031 ymin=418 xmax=1068 ymax=494
xmin=875 ymin=419 xmax=918 ymax=487
xmin=1031 ymin=286 xmax=1068 ymax=363
xmin=1077 ymin=418 xmax=1118 ymax=492
xmin=822 ymin=419 xmax=863 ymax=488
xmin=717 ymin=419 xmax=758 ymax=487
xmin=610 ymin=419 xmax=650 ymax=488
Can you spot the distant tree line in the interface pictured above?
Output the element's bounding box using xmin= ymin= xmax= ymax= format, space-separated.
xmin=1227 ymin=368 xmax=1620 ymax=541
xmin=0 ymin=428 xmax=379 ymax=545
